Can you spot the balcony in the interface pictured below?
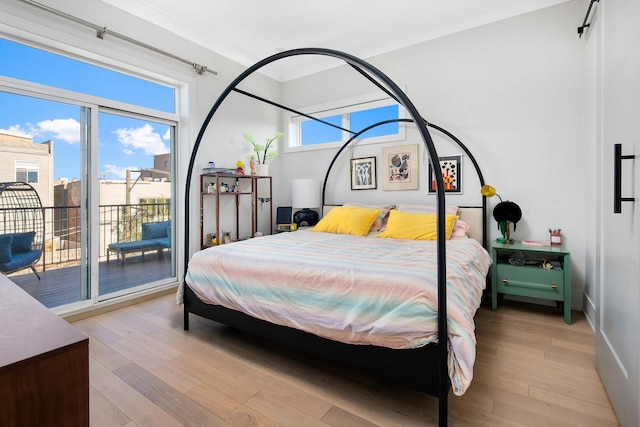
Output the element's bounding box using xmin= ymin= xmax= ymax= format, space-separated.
xmin=6 ymin=202 xmax=173 ymax=309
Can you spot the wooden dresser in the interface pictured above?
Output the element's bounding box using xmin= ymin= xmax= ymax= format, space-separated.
xmin=0 ymin=274 xmax=89 ymax=426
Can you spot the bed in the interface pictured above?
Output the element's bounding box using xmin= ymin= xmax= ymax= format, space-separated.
xmin=180 ymin=48 xmax=490 ymax=426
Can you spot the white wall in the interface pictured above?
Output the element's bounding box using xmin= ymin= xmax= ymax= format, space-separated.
xmin=280 ymin=2 xmax=587 ymax=309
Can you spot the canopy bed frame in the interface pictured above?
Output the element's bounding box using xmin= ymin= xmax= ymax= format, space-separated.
xmin=182 ymin=48 xmax=487 ymax=426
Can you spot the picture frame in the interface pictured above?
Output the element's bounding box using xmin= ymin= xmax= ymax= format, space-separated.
xmin=428 ymin=154 xmax=462 ymax=193
xmin=350 ymin=156 xmax=377 ymax=190
xmin=382 ymin=144 xmax=419 ymax=191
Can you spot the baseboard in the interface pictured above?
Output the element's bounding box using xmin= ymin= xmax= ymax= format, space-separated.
xmin=62 ymin=285 xmax=177 ymax=322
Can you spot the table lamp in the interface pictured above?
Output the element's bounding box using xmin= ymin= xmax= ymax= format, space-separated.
xmin=292 ymin=178 xmax=320 ymax=227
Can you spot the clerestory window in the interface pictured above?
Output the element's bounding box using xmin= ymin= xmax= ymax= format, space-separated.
xmin=287 ymin=93 xmax=406 ymax=151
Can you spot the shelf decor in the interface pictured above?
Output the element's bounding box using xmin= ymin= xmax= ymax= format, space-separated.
xmin=481 ymin=184 xmax=521 ymax=244
xmin=243 ymin=132 xmax=284 ymax=164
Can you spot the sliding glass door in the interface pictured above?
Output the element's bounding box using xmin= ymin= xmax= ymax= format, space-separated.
xmin=97 ymin=111 xmax=175 ymax=300
xmin=0 ymin=90 xmax=90 ymax=307
xmin=1 ymin=37 xmax=178 ymax=310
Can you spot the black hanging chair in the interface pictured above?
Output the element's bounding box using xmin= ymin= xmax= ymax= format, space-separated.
xmin=0 ymin=182 xmax=45 ymax=279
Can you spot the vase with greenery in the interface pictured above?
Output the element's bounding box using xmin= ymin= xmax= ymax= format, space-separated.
xmin=243 ymin=132 xmax=284 ymax=164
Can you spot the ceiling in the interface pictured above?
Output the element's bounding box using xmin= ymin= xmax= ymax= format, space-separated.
xmin=101 ymin=0 xmax=570 ymax=82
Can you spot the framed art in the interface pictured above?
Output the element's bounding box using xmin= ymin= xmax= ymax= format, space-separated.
xmin=428 ymin=154 xmax=462 ymax=193
xmin=350 ymin=156 xmax=377 ymax=190
xmin=382 ymin=144 xmax=419 ymax=191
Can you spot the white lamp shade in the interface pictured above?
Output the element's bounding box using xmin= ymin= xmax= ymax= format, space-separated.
xmin=292 ymin=178 xmax=320 ymax=208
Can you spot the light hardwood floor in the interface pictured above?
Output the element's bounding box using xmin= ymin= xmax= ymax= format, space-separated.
xmin=73 ymin=294 xmax=619 ymax=426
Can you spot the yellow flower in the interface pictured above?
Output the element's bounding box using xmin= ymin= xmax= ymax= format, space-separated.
xmin=236 ymin=160 xmax=244 ymax=168
xmin=481 ymin=184 xmax=503 ymax=202
xmin=480 ymin=185 xmax=496 ymax=197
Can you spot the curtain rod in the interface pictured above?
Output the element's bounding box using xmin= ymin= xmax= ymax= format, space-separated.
xmin=18 ymin=0 xmax=217 ymax=76
xmin=577 ymin=0 xmax=600 ymax=38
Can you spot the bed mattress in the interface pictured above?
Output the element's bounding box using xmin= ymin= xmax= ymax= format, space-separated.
xmin=183 ymin=230 xmax=491 ymax=395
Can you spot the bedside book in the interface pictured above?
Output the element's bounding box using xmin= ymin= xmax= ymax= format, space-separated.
xmin=521 ymin=239 xmax=550 ymax=246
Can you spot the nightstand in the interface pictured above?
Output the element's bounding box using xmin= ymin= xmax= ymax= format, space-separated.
xmin=491 ymin=242 xmax=571 ymax=324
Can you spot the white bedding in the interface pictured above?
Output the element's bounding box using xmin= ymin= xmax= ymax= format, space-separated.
xmin=183 ymin=230 xmax=491 ymax=395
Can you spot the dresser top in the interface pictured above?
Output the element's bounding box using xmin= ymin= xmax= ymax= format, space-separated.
xmin=0 ymin=274 xmax=88 ymax=371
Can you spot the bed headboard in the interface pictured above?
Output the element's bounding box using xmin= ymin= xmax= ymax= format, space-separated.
xmin=457 ymin=207 xmax=483 ymax=243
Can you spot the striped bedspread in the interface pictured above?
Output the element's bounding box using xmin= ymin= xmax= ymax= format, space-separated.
xmin=183 ymin=230 xmax=491 ymax=395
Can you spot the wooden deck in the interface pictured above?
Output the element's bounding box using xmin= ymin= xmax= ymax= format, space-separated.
xmin=6 ymin=255 xmax=173 ymax=308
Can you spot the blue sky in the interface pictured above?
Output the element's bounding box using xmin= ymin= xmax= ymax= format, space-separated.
xmin=0 ymin=38 xmax=174 ymax=181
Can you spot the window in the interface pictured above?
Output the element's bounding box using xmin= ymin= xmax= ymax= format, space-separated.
xmin=301 ymin=114 xmax=342 ymax=145
xmin=15 ymin=161 xmax=39 ymax=183
xmin=350 ymin=105 xmax=399 ymax=138
xmin=1 ymin=36 xmax=178 ymax=310
xmin=288 ymin=93 xmax=405 ymax=151
xmin=0 ymin=38 xmax=175 ymax=113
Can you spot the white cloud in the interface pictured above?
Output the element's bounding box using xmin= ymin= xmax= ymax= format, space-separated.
xmin=123 ymin=149 xmax=135 ymax=155
xmin=1 ymin=124 xmax=31 ymax=136
xmin=116 ymin=123 xmax=169 ymax=155
xmin=163 ymin=128 xmax=170 ymax=141
xmin=103 ymin=164 xmax=141 ymax=180
xmin=2 ymin=119 xmax=81 ymax=144
xmin=37 ymin=118 xmax=80 ymax=143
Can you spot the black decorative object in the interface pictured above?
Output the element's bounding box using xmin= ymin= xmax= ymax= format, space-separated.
xmin=276 ymin=206 xmax=292 ymax=225
xmin=293 ymin=209 xmax=319 ymax=227
xmin=492 ymin=200 xmax=522 ymax=244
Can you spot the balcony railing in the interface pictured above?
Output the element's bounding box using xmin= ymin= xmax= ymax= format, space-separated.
xmin=39 ymin=202 xmax=171 ymax=270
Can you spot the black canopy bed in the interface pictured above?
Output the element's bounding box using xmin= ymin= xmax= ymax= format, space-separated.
xmin=180 ymin=48 xmax=490 ymax=426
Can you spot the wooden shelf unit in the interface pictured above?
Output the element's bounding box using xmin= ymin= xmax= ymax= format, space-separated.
xmin=200 ymin=173 xmax=272 ymax=248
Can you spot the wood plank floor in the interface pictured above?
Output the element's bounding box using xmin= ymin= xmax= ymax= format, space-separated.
xmin=73 ymin=294 xmax=619 ymax=426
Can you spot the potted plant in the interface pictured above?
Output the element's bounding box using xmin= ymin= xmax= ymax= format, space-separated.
xmin=243 ymin=132 xmax=284 ymax=164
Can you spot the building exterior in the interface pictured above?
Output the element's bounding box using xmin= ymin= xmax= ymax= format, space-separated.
xmin=0 ymin=130 xmax=53 ymax=207
xmin=53 ymin=177 xmax=171 ymax=254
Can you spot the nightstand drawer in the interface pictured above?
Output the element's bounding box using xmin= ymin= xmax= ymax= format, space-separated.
xmin=496 ymin=264 xmax=564 ymax=300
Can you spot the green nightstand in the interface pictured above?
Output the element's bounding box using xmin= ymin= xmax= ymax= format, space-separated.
xmin=491 ymin=242 xmax=571 ymax=324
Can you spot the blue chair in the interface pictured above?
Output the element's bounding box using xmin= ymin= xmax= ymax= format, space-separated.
xmin=0 ymin=182 xmax=44 ymax=279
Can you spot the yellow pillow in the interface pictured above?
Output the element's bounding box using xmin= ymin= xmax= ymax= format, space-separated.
xmin=377 ymin=210 xmax=459 ymax=240
xmin=313 ymin=206 xmax=381 ymax=237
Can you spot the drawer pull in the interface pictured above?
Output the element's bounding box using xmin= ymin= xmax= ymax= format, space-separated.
xmin=502 ymin=278 xmax=508 ymax=283
xmin=551 ymin=283 xmax=558 ymax=289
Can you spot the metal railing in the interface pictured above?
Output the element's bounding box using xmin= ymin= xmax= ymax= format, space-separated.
xmin=39 ymin=202 xmax=171 ymax=270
